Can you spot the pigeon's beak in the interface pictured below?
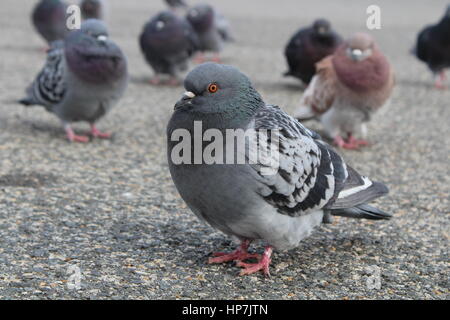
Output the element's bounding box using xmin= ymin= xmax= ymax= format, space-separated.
xmin=183 ymin=91 xmax=196 ymax=99
xmin=97 ymin=35 xmax=108 ymax=42
xmin=348 ymin=48 xmax=365 ymax=61
xmin=174 ymin=91 xmax=196 ymax=110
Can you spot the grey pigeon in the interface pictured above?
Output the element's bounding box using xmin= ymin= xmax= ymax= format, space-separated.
xmin=32 ymin=0 xmax=70 ymax=44
xmin=186 ymin=4 xmax=232 ymax=62
xmin=167 ymin=63 xmax=391 ymax=276
xmin=284 ymin=19 xmax=342 ymax=84
xmin=20 ymin=19 xmax=128 ymax=142
xmin=139 ymin=11 xmax=199 ymax=85
xmin=414 ymin=5 xmax=450 ymax=89
xmin=165 ymin=0 xmax=188 ymax=9
xmin=296 ymin=33 xmax=395 ymax=150
xmin=80 ymin=0 xmax=108 ymax=21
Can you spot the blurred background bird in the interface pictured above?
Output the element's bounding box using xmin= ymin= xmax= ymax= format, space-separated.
xmin=139 ymin=11 xmax=199 ymax=86
xmin=284 ymin=19 xmax=342 ymax=85
xmin=295 ymin=33 xmax=394 ymax=150
xmin=19 ymin=19 xmax=128 ymax=142
xmin=32 ymin=0 xmax=69 ymax=46
xmin=413 ymin=5 xmax=450 ymax=89
xmin=80 ymin=0 xmax=108 ymax=21
xmin=186 ymin=3 xmax=233 ymax=63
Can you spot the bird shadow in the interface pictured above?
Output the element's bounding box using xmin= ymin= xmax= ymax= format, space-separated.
xmin=397 ymin=78 xmax=433 ymax=90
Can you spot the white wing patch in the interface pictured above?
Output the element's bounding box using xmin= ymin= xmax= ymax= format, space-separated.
xmin=338 ymin=176 xmax=372 ymax=199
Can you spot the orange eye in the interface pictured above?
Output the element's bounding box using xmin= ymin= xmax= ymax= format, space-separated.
xmin=208 ymin=83 xmax=218 ymax=93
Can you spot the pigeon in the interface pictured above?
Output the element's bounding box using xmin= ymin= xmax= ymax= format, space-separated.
xmin=32 ymin=0 xmax=70 ymax=44
xmin=414 ymin=5 xmax=450 ymax=89
xmin=80 ymin=0 xmax=107 ymax=21
xmin=186 ymin=4 xmax=232 ymax=62
xmin=19 ymin=19 xmax=128 ymax=142
xmin=284 ymin=19 xmax=342 ymax=85
xmin=165 ymin=0 xmax=188 ymax=10
xmin=295 ymin=33 xmax=394 ymax=150
xmin=167 ymin=62 xmax=391 ymax=276
xmin=139 ymin=11 xmax=199 ymax=85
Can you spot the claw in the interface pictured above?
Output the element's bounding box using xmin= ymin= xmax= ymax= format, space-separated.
xmin=208 ymin=240 xmax=260 ymax=264
xmin=237 ymin=246 xmax=273 ymax=277
xmin=334 ymin=135 xmax=368 ymax=150
xmin=65 ymin=125 xmax=89 ymax=143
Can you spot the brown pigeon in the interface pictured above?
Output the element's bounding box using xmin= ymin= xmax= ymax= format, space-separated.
xmin=295 ymin=33 xmax=394 ymax=150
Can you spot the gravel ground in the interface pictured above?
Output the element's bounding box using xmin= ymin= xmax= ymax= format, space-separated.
xmin=0 ymin=0 xmax=448 ymax=300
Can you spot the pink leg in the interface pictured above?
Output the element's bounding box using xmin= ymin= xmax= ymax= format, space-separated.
xmin=236 ymin=246 xmax=273 ymax=277
xmin=65 ymin=126 xmax=89 ymax=143
xmin=434 ymin=71 xmax=447 ymax=90
xmin=90 ymin=124 xmax=112 ymax=139
xmin=208 ymin=240 xmax=260 ymax=264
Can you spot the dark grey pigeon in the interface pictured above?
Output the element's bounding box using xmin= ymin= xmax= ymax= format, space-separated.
xmin=80 ymin=0 xmax=107 ymax=21
xmin=414 ymin=5 xmax=450 ymax=89
xmin=32 ymin=0 xmax=70 ymax=44
xmin=186 ymin=4 xmax=232 ymax=62
xmin=167 ymin=63 xmax=391 ymax=277
xmin=284 ymin=19 xmax=342 ymax=85
xmin=140 ymin=11 xmax=199 ymax=85
xmin=165 ymin=0 xmax=188 ymax=9
xmin=20 ymin=19 xmax=128 ymax=142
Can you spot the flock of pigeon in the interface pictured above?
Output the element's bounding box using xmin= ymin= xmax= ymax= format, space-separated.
xmin=17 ymin=0 xmax=450 ymax=277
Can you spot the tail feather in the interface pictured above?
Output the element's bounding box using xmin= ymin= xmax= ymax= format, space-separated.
xmin=331 ymin=204 xmax=392 ymax=220
xmin=18 ymin=98 xmax=35 ymax=106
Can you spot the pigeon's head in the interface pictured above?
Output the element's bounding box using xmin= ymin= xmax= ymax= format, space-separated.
xmin=80 ymin=0 xmax=102 ymax=20
xmin=175 ymin=63 xmax=264 ymax=126
xmin=150 ymin=10 xmax=178 ymax=32
xmin=166 ymin=0 xmax=187 ymax=9
xmin=186 ymin=4 xmax=214 ymax=33
xmin=80 ymin=18 xmax=109 ymax=38
xmin=344 ymin=33 xmax=375 ymax=62
xmin=65 ymin=21 xmax=127 ymax=84
xmin=312 ymin=19 xmax=332 ymax=36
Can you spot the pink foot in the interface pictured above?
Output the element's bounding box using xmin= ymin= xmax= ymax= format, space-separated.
xmin=149 ymin=76 xmax=161 ymax=85
xmin=90 ymin=125 xmax=112 ymax=139
xmin=208 ymin=240 xmax=260 ymax=264
xmin=210 ymin=54 xmax=221 ymax=63
xmin=194 ymin=53 xmax=206 ymax=64
xmin=166 ymin=77 xmax=181 ymax=86
xmin=236 ymin=246 xmax=273 ymax=277
xmin=348 ymin=135 xmax=369 ymax=147
xmin=434 ymin=72 xmax=447 ymax=90
xmin=65 ymin=127 xmax=89 ymax=143
xmin=333 ymin=136 xmax=360 ymax=150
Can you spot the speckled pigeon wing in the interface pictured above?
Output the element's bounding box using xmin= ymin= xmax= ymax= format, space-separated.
xmin=248 ymin=105 xmax=348 ymax=217
xmin=299 ymin=56 xmax=337 ymax=116
xmin=23 ymin=41 xmax=66 ymax=110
